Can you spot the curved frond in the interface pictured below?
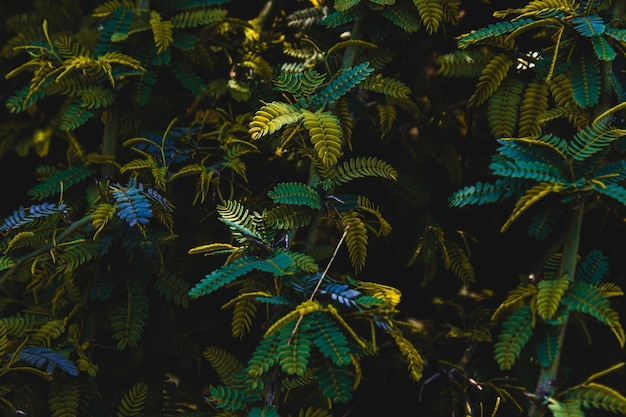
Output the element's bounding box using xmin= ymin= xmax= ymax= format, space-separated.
xmin=247 ymin=330 xmax=280 ymax=377
xmin=501 ymin=182 xmax=563 ymax=233
xmin=568 ymin=121 xmax=626 ymax=161
xmin=28 ymin=165 xmax=94 ymax=200
xmin=309 ymin=61 xmax=373 ymax=108
xmin=456 ymin=18 xmax=534 ymax=49
xmin=488 ymin=77 xmax=524 ymax=138
xmin=309 ymin=311 xmax=351 ymax=366
xmin=518 ymin=80 xmax=550 ymax=136
xmin=111 ymin=287 xmax=148 ymax=350
xmin=391 ymin=330 xmax=424 ymax=381
xmin=117 ymin=382 xmax=148 ymax=417
xmin=537 ymin=276 xmax=569 ymax=320
xmin=570 ymin=50 xmax=601 ymax=108
xmin=154 ymin=272 xmax=191 ymax=307
xmin=448 ymin=178 xmax=522 ymax=208
xmin=415 ymin=0 xmax=444 ymax=35
xmin=570 ymin=15 xmax=605 ymax=37
xmin=189 ymin=256 xmax=264 ymax=298
xmin=217 ymin=200 xmax=262 ymax=245
xmin=111 ymin=182 xmax=153 ymax=227
xmin=267 ymin=182 xmax=322 ymax=210
xmin=171 ymin=8 xmax=228 ymax=28
xmin=494 ymin=304 xmax=534 ymax=370
xmin=332 ymin=156 xmax=397 ymax=185
xmin=207 ymin=385 xmax=249 ymax=412
xmin=361 ymin=74 xmax=411 ymax=99
xmin=576 ymin=249 xmax=609 ymax=284
xmin=0 ymin=202 xmax=68 ymax=233
xmin=469 ymin=53 xmax=513 ymax=107
xmin=565 ymin=383 xmax=626 ymax=415
xmin=18 ymin=346 xmax=79 ymax=376
xmin=435 ymin=48 xmax=493 ymax=77
xmin=249 ymin=101 xmax=302 ymax=140
xmin=342 ymin=212 xmax=368 ymax=274
xmin=311 ymin=364 xmax=353 ymax=403
xmin=278 ymin=320 xmax=314 ymax=376
xmin=203 ymin=346 xmax=242 ymax=385
xmin=264 ymin=205 xmax=315 ymax=230
xmin=302 ymin=110 xmax=343 ymax=170
xmin=381 ymin=4 xmax=421 ymax=33
xmin=48 ymin=380 xmax=79 ymax=417
xmin=563 ymin=281 xmax=625 ymax=346
xmin=536 ymin=326 xmax=560 ymax=368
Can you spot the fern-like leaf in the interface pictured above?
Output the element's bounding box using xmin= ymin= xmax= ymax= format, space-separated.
xmin=207 ymin=385 xmax=249 ymax=412
xmin=448 ymin=178 xmax=522 ymax=208
xmin=494 ymin=304 xmax=534 ymax=370
xmin=381 ymin=3 xmax=421 ymax=33
xmin=268 ymin=182 xmax=322 ymax=210
xmin=117 ymin=382 xmax=148 ymax=417
xmin=302 ymin=110 xmax=343 ymax=170
xmin=60 ymin=103 xmax=96 ymax=131
xmin=309 ymin=311 xmax=351 ymax=366
xmin=360 ymin=73 xmax=411 ymax=98
xmin=18 ymin=346 xmax=79 ymax=376
xmin=518 ymin=80 xmax=550 ymax=136
xmin=501 ymin=182 xmax=563 ymax=233
xmin=435 ymin=49 xmax=493 ymax=78
xmin=570 ymin=49 xmax=601 ymax=108
xmin=149 ymin=11 xmax=173 ymax=54
xmin=278 ymin=320 xmax=314 ymax=376
xmin=332 ymin=156 xmax=397 ymax=185
xmin=562 ymin=281 xmax=625 ymax=346
xmin=203 ymin=346 xmax=242 ymax=385
xmin=154 ymin=272 xmax=191 ymax=307
xmin=415 ymin=0 xmax=443 ymax=35
xmin=488 ymin=77 xmax=525 ymax=138
xmin=565 ymin=383 xmax=626 ymax=415
xmin=576 ymin=249 xmax=609 ymax=284
xmin=309 ymin=61 xmax=373 ymax=108
xmin=111 ymin=182 xmax=153 ymax=227
xmin=311 ymin=365 xmax=353 ymax=403
xmin=111 ymin=287 xmax=148 ymax=350
xmin=571 ymin=15 xmax=605 ymax=37
xmin=537 ymin=276 xmax=569 ymax=320
xmin=391 ymin=330 xmax=424 ymax=381
xmin=536 ymin=325 xmax=560 ymax=368
xmin=590 ymin=35 xmax=616 ymax=61
xmin=189 ymin=256 xmax=260 ymax=298
xmin=171 ymin=8 xmax=228 ymax=28
xmin=567 ymin=121 xmax=626 ymax=161
xmin=28 ymin=165 xmax=94 ymax=200
xmin=91 ymin=203 xmax=117 ymax=239
xmin=0 ymin=202 xmax=68 ymax=232
xmin=217 ymin=200 xmax=263 ymax=246
xmin=342 ymin=212 xmax=368 ymax=274
xmin=469 ymin=53 xmax=513 ymax=107
xmin=49 ymin=380 xmax=80 ymax=417
xmin=249 ymin=101 xmax=303 ymax=140
xmin=456 ymin=18 xmax=534 ymax=49
xmin=264 ymin=205 xmax=315 ymax=230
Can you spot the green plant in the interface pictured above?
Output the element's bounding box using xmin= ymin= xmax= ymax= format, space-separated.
xmin=445 ymin=1 xmax=626 ymax=416
xmin=2 ymin=0 xmax=625 ymax=416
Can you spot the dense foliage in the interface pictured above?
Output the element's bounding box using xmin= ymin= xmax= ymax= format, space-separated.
xmin=0 ymin=0 xmax=625 ymax=416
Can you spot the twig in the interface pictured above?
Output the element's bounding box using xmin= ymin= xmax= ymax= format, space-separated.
xmin=287 ymin=224 xmax=350 ymax=345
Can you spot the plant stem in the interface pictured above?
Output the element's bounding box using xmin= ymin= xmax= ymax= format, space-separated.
xmin=528 ymin=199 xmax=584 ymax=417
xmin=528 ymin=4 xmax=622 ymax=414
